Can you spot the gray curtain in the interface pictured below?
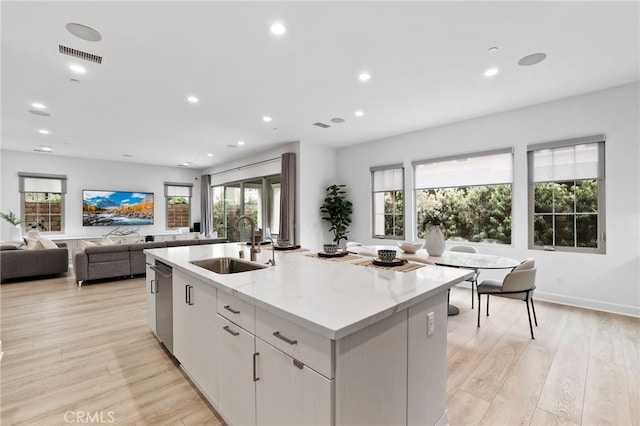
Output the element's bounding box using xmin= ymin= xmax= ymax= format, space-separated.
xmin=278 ymin=152 xmax=296 ymax=244
xmin=200 ymin=174 xmax=212 ymax=236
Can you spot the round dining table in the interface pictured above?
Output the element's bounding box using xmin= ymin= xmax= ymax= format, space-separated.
xmin=401 ymin=250 xmax=521 ymax=315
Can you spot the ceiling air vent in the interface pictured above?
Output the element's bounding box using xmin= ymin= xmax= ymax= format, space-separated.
xmin=58 ymin=45 xmax=103 ymax=64
xmin=313 ymin=122 xmax=331 ymax=129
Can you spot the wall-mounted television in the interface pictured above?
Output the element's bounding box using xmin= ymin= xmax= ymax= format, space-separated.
xmin=83 ymin=190 xmax=154 ymax=226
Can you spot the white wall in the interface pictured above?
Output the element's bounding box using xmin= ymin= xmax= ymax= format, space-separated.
xmin=336 ymin=82 xmax=640 ymax=317
xmin=0 ymin=151 xmax=202 ymax=239
xmin=299 ymin=142 xmax=338 ymax=250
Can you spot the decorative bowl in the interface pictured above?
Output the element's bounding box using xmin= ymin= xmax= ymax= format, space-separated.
xmin=277 ymin=239 xmax=290 ymax=248
xmin=323 ymin=244 xmax=339 ymax=254
xmin=397 ymin=241 xmax=424 ymax=254
xmin=377 ymin=249 xmax=397 ymax=262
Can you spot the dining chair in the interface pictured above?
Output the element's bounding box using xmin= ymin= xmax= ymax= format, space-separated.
xmin=476 ymin=258 xmax=538 ymax=339
xmin=448 ymin=245 xmax=480 ymax=308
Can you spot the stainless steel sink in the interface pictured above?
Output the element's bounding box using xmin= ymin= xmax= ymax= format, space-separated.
xmin=190 ymin=257 xmax=267 ymax=274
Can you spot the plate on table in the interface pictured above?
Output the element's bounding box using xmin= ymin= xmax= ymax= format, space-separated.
xmin=318 ymin=251 xmax=348 ymax=258
xmin=372 ymin=258 xmax=407 ymax=267
xmin=274 ymin=245 xmax=302 ymax=251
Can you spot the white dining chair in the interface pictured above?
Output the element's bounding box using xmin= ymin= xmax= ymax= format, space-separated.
xmin=476 ymin=258 xmax=538 ymax=339
xmin=448 ymin=245 xmax=480 ymax=308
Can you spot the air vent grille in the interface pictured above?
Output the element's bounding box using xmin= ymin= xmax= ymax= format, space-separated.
xmin=313 ymin=122 xmax=331 ymax=129
xmin=59 ymin=45 xmax=102 ymax=64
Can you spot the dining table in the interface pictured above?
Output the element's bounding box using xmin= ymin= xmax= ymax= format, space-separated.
xmin=401 ymin=250 xmax=521 ymax=315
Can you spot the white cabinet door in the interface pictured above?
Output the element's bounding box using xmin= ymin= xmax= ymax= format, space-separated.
xmin=217 ymin=315 xmax=256 ymax=426
xmin=172 ymin=270 xmax=189 ymax=363
xmin=172 ymin=270 xmax=219 ymax=404
xmin=256 ymin=338 xmax=332 ymax=426
xmin=189 ymin=278 xmax=218 ymax=403
xmin=145 ymin=261 xmax=156 ymax=335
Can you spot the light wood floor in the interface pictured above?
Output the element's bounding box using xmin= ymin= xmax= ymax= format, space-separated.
xmin=1 ymin=274 xmax=638 ymax=425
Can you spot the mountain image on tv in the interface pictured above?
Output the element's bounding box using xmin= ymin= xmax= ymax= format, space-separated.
xmin=83 ymin=190 xmax=154 ymax=226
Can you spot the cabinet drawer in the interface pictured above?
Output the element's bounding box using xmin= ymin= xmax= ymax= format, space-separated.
xmin=217 ymin=290 xmax=255 ymax=334
xmin=256 ymin=308 xmax=333 ymax=379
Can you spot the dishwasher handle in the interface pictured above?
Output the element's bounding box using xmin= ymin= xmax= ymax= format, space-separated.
xmin=150 ymin=265 xmax=172 ymax=278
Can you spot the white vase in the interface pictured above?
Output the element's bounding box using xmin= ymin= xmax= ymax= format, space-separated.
xmin=9 ymin=224 xmax=23 ymax=242
xmin=425 ymin=225 xmax=446 ymax=256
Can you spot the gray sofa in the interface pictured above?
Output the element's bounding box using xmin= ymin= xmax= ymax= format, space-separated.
xmin=1 ymin=242 xmax=69 ymax=282
xmin=72 ymin=238 xmax=227 ymax=285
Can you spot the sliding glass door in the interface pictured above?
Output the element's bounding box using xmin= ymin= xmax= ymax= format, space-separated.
xmin=212 ymin=174 xmax=281 ymax=242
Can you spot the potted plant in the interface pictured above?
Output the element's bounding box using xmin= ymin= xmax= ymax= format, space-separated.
xmin=1 ymin=211 xmax=24 ymax=242
xmin=27 ymin=219 xmax=47 ymax=238
xmin=320 ymin=184 xmax=353 ymax=246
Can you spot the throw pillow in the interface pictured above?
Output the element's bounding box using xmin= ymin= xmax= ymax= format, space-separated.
xmin=38 ymin=237 xmax=58 ymax=249
xmin=25 ymin=238 xmax=44 ymax=250
xmin=101 ymin=237 xmax=122 ymax=245
xmin=79 ymin=240 xmax=99 ymax=250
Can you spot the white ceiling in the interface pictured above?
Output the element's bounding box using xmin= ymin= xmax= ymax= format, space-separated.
xmin=2 ymin=1 xmax=638 ymax=170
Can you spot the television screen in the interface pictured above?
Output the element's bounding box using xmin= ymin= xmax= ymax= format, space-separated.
xmin=83 ymin=190 xmax=154 ymax=226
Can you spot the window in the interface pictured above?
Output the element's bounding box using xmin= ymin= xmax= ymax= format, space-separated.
xmin=413 ymin=149 xmax=513 ymax=244
xmin=19 ymin=172 xmax=66 ymax=233
xmin=165 ymin=182 xmax=192 ymax=229
xmin=528 ymin=135 xmax=605 ymax=253
xmin=371 ymin=165 xmax=404 ymax=239
xmin=212 ymin=175 xmax=281 ymax=241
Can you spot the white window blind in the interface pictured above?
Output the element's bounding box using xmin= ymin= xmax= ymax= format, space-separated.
xmin=372 ymin=168 xmax=403 ymax=192
xmin=19 ymin=173 xmax=67 ymax=193
xmin=165 ymin=183 xmax=192 ymax=197
xmin=413 ymin=150 xmax=512 ymax=189
xmin=531 ymin=143 xmax=600 ymax=182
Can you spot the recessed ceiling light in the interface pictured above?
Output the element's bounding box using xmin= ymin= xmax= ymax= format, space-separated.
xmin=70 ymin=78 xmax=80 ymax=83
xmin=122 ymin=154 xmax=133 ymax=158
xmin=207 ymin=153 xmax=213 ymax=157
xmin=518 ymin=52 xmax=548 ymax=66
xmin=263 ymin=116 xmax=272 ymax=122
xmin=488 ymin=46 xmax=498 ymax=53
xmin=39 ymin=145 xmax=52 ymax=152
xmin=226 ymin=144 xmax=238 ymax=149
xmin=69 ymin=64 xmax=86 ymax=74
xmin=270 ymin=22 xmax=286 ymax=35
xmin=187 ymin=96 xmax=199 ymax=103
xmin=38 ymin=129 xmax=50 ymax=134
xmin=32 ymin=102 xmax=46 ymax=109
xmin=331 ymin=118 xmax=345 ymax=124
xmin=66 ymin=23 xmax=102 ymax=42
xmin=355 ymin=110 xmax=364 ymax=117
xmin=358 ymin=72 xmax=371 ymax=81
xmin=483 ymin=68 xmax=499 ymax=77
xmin=237 ymin=141 xmax=245 ymax=146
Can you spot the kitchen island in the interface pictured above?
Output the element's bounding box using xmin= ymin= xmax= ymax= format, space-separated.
xmin=145 ymin=243 xmax=472 ymax=426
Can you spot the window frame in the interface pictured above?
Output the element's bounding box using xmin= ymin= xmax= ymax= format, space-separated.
xmin=164 ymin=182 xmax=193 ymax=230
xmin=371 ymin=164 xmax=405 ymax=240
xmin=19 ymin=172 xmax=66 ymax=234
xmin=527 ymin=135 xmax=606 ymax=254
xmin=412 ymin=148 xmax=514 ymax=245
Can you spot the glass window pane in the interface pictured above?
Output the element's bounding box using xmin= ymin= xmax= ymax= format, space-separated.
xmin=554 ymin=215 xmax=575 ymax=247
xmin=575 ymin=179 xmax=598 ymax=213
xmin=554 ymin=182 xmax=575 ymax=213
xmin=534 ymin=215 xmax=553 ymax=246
xmin=576 ymin=214 xmax=598 ymax=248
xmin=212 ymin=186 xmax=225 ymax=237
xmin=225 ymin=185 xmax=241 ymax=241
xmin=534 ymin=183 xmax=553 ymax=213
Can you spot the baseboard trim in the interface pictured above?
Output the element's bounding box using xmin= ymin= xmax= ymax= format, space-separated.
xmin=534 ymin=291 xmax=640 ymax=318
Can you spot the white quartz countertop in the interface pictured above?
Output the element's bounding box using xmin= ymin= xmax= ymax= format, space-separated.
xmin=145 ymin=243 xmax=472 ymax=340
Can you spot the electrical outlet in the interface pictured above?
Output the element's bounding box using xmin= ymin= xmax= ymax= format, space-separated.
xmin=427 ymin=312 xmax=435 ymax=336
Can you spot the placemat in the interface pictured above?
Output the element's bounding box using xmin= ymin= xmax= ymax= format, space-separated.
xmin=353 ymin=259 xmax=426 ymax=272
xmin=305 ymin=253 xmax=362 ymax=262
xmin=263 ymin=246 xmax=310 ymax=253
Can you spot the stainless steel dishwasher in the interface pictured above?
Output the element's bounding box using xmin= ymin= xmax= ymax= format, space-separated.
xmin=150 ymin=261 xmax=173 ymax=354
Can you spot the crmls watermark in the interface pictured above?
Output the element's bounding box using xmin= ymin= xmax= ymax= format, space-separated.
xmin=64 ymin=411 xmax=115 ymax=424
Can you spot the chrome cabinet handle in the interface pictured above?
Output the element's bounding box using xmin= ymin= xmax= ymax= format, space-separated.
xmin=273 ymin=331 xmax=297 ymax=345
xmin=223 ymin=325 xmax=239 ymax=336
xmin=224 ymin=305 xmax=240 ymax=314
xmin=150 ymin=279 xmax=155 ymax=294
xmin=188 ymin=285 xmax=194 ymax=306
xmin=293 ymin=359 xmax=304 ymax=369
xmin=185 ymin=285 xmax=189 ymax=304
xmin=253 ymin=352 xmax=260 ymax=382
